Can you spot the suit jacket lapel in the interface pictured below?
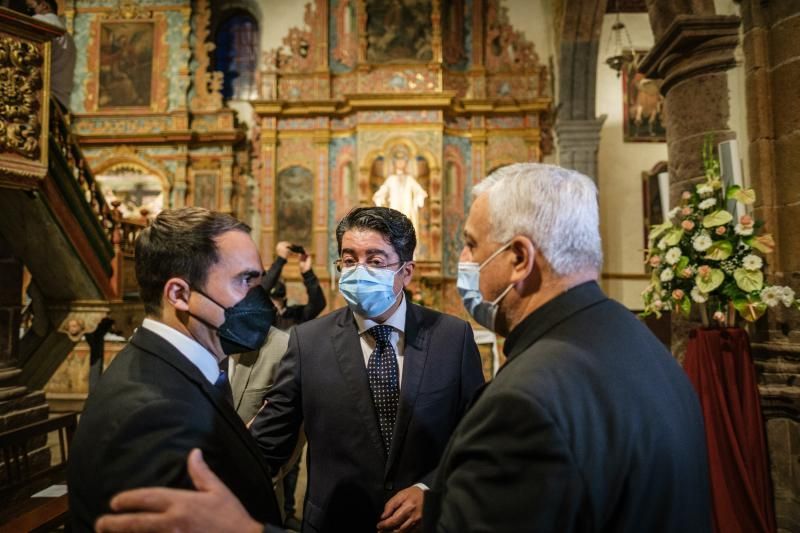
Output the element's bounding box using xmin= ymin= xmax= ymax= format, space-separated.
xmin=386 ymin=302 xmax=428 ymax=477
xmin=129 ymin=328 xmax=271 ymax=478
xmin=230 ymin=350 xmax=258 ymax=412
xmin=331 ymin=309 xmax=385 ymax=458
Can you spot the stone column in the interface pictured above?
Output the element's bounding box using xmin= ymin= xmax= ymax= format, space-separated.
xmin=639 ymin=15 xmax=740 ymax=358
xmin=555 ymin=118 xmax=606 ymax=181
xmin=740 ymin=1 xmax=800 ymax=530
xmin=639 ymin=15 xmax=740 ymax=209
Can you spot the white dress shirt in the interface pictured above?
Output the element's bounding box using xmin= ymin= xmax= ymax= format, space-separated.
xmin=352 ymin=293 xmax=407 ymax=387
xmin=141 ymin=318 xmax=222 ymax=385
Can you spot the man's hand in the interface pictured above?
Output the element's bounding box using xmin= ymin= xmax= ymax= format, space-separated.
xmin=276 ymin=241 xmax=292 ymax=259
xmin=377 ymin=485 xmax=424 ymax=532
xmin=94 ymin=449 xmax=263 ymax=533
xmin=299 ymin=253 xmax=313 ymax=273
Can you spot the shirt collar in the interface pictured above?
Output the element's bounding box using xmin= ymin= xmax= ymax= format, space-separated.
xmin=353 ymin=292 xmax=407 ymax=336
xmin=141 ymin=318 xmax=221 ymax=385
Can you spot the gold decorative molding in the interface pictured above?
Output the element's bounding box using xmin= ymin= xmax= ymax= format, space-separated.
xmin=101 ymin=0 xmax=153 ymax=20
xmin=189 ymin=0 xmax=223 ymax=112
xmin=0 ymin=36 xmax=44 ymax=160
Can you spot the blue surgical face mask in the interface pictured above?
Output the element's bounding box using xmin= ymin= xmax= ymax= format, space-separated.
xmin=457 ymin=242 xmax=514 ymax=331
xmin=339 ymin=263 xmax=405 ymax=318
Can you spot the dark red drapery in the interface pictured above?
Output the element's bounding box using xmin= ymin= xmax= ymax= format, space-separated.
xmin=683 ymin=327 xmax=776 ymax=533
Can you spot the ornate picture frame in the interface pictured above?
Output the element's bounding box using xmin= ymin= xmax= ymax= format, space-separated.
xmin=623 ymin=51 xmax=666 ymax=142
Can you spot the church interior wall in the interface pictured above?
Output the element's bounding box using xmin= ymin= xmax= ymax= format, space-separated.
xmin=596 ymin=12 xmax=667 ymax=309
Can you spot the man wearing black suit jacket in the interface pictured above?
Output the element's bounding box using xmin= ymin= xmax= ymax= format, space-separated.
xmin=68 ymin=208 xmax=282 ymax=532
xmin=93 ymin=166 xmax=710 ymax=533
xmin=249 ymin=207 xmax=484 ymax=533
xmin=423 ymin=163 xmax=711 ymax=532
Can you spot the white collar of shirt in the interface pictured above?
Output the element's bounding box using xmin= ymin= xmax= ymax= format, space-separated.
xmin=141 ymin=318 xmax=221 ymax=385
xmin=353 ymin=292 xmax=407 ymax=336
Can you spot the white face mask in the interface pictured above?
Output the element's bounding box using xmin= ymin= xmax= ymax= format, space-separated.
xmin=456 ymin=242 xmax=514 ymax=331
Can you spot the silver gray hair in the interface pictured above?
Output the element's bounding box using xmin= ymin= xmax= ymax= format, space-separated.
xmin=471 ymin=163 xmax=602 ymax=276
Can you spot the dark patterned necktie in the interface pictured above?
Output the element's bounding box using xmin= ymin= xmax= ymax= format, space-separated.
xmin=367 ymin=324 xmax=400 ymax=455
xmin=215 ymin=365 xmax=234 ymax=407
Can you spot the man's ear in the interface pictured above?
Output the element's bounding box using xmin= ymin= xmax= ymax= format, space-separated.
xmin=508 ymin=237 xmax=535 ymax=284
xmin=401 ymin=261 xmax=415 ymax=286
xmin=164 ymin=278 xmax=191 ymax=312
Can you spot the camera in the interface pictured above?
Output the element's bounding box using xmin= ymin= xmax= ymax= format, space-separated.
xmin=288 ymin=244 xmax=306 ymax=255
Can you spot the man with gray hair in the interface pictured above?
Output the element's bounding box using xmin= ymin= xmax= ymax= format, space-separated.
xmin=93 ymin=163 xmax=711 ymax=533
xmin=426 ymin=162 xmax=711 ymax=531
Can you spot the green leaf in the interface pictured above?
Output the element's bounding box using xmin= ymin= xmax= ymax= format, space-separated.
xmin=702 ymin=210 xmax=734 ymax=228
xmin=679 ymin=297 xmax=691 ymax=318
xmin=732 ymin=188 xmax=756 ymax=205
xmin=663 ymin=228 xmax=684 ymax=246
xmin=648 ymin=221 xmax=673 ymax=243
xmin=676 ymin=255 xmax=689 ymax=272
xmin=704 ymin=240 xmax=733 ymax=261
xmin=733 ymin=268 xmax=764 ymax=292
xmin=726 ymin=185 xmax=741 ymax=199
xmin=734 ymin=297 xmax=767 ymax=322
xmin=695 ymin=269 xmax=725 ymax=293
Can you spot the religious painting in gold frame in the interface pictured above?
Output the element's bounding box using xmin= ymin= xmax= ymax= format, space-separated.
xmin=276 ymin=165 xmax=314 ymax=249
xmin=622 ymin=50 xmax=666 ymax=142
xmin=97 ymin=22 xmax=155 ymax=108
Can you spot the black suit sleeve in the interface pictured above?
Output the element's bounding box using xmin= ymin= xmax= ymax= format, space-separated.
xmin=419 ymin=321 xmax=484 ymax=488
xmin=457 ymin=322 xmax=485 ymax=416
xmin=426 ymin=390 xmax=588 ymax=532
xmin=249 ymin=326 xmax=304 ymax=473
xmin=261 ymin=257 xmax=287 ymax=293
xmin=284 ymin=269 xmax=327 ymax=324
xmin=96 ymin=397 xmax=232 ymax=500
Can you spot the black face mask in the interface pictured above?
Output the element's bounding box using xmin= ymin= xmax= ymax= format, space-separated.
xmin=191 ymin=284 xmax=275 ymax=355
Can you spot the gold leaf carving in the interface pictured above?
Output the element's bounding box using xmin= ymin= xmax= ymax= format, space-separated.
xmin=0 ymin=36 xmax=43 ymax=159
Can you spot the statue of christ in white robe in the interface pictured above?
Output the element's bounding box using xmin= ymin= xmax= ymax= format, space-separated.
xmin=372 ymin=155 xmax=428 ymax=233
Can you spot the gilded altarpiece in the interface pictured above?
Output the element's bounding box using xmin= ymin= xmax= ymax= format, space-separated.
xmin=253 ymin=0 xmax=552 ymax=314
xmin=70 ymin=0 xmax=244 ymax=223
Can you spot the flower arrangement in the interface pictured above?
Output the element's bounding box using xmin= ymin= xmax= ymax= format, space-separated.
xmin=641 ymin=139 xmax=799 ymax=325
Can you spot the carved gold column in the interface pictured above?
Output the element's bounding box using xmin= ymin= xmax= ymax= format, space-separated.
xmin=221 ymin=154 xmax=234 ymax=213
xmin=471 ymin=116 xmax=487 ymax=184
xmin=259 ymin=115 xmax=278 ymax=259
xmin=312 ymin=128 xmax=331 ymax=269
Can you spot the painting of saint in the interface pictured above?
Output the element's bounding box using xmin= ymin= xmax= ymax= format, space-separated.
xmin=277 ymin=166 xmax=313 ymax=247
xmin=99 ymin=22 xmax=154 ymax=108
xmin=372 ymin=149 xmax=428 ymax=233
xmin=623 ymin=51 xmax=666 ymax=142
xmin=366 ymin=0 xmax=433 ymax=63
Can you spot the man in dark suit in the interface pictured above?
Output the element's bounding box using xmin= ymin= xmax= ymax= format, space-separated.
xmin=68 ymin=207 xmax=282 ymax=532
xmin=250 ymin=207 xmax=484 ymax=533
xmin=93 ymin=166 xmax=709 ymax=533
xmin=424 ymin=163 xmax=711 ymax=532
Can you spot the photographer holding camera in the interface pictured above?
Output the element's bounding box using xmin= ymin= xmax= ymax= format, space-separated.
xmin=262 ymin=241 xmax=327 ymax=332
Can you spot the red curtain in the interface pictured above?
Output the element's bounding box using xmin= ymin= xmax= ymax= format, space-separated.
xmin=683 ymin=328 xmax=776 ymax=533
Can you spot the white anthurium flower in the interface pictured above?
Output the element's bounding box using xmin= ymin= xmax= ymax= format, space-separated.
xmin=760 ymin=286 xmax=781 ymax=308
xmin=698 ymin=198 xmax=717 ymax=210
xmin=691 ymin=287 xmax=708 ymax=303
xmin=657 ymin=238 xmax=668 ymax=250
xmin=735 ymin=223 xmax=754 ymax=236
xmin=780 ymin=286 xmax=796 ymax=307
xmin=660 ymin=268 xmax=674 ymax=282
xmin=692 ymin=233 xmax=713 ymax=252
xmin=665 ymin=247 xmax=682 ymax=265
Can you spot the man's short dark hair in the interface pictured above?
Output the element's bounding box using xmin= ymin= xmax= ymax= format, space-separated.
xmin=135 ymin=207 xmax=251 ymax=315
xmin=335 ymin=207 xmax=416 ymax=262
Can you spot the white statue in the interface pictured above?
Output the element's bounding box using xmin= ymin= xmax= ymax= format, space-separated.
xmin=372 ymin=153 xmax=428 ymax=233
